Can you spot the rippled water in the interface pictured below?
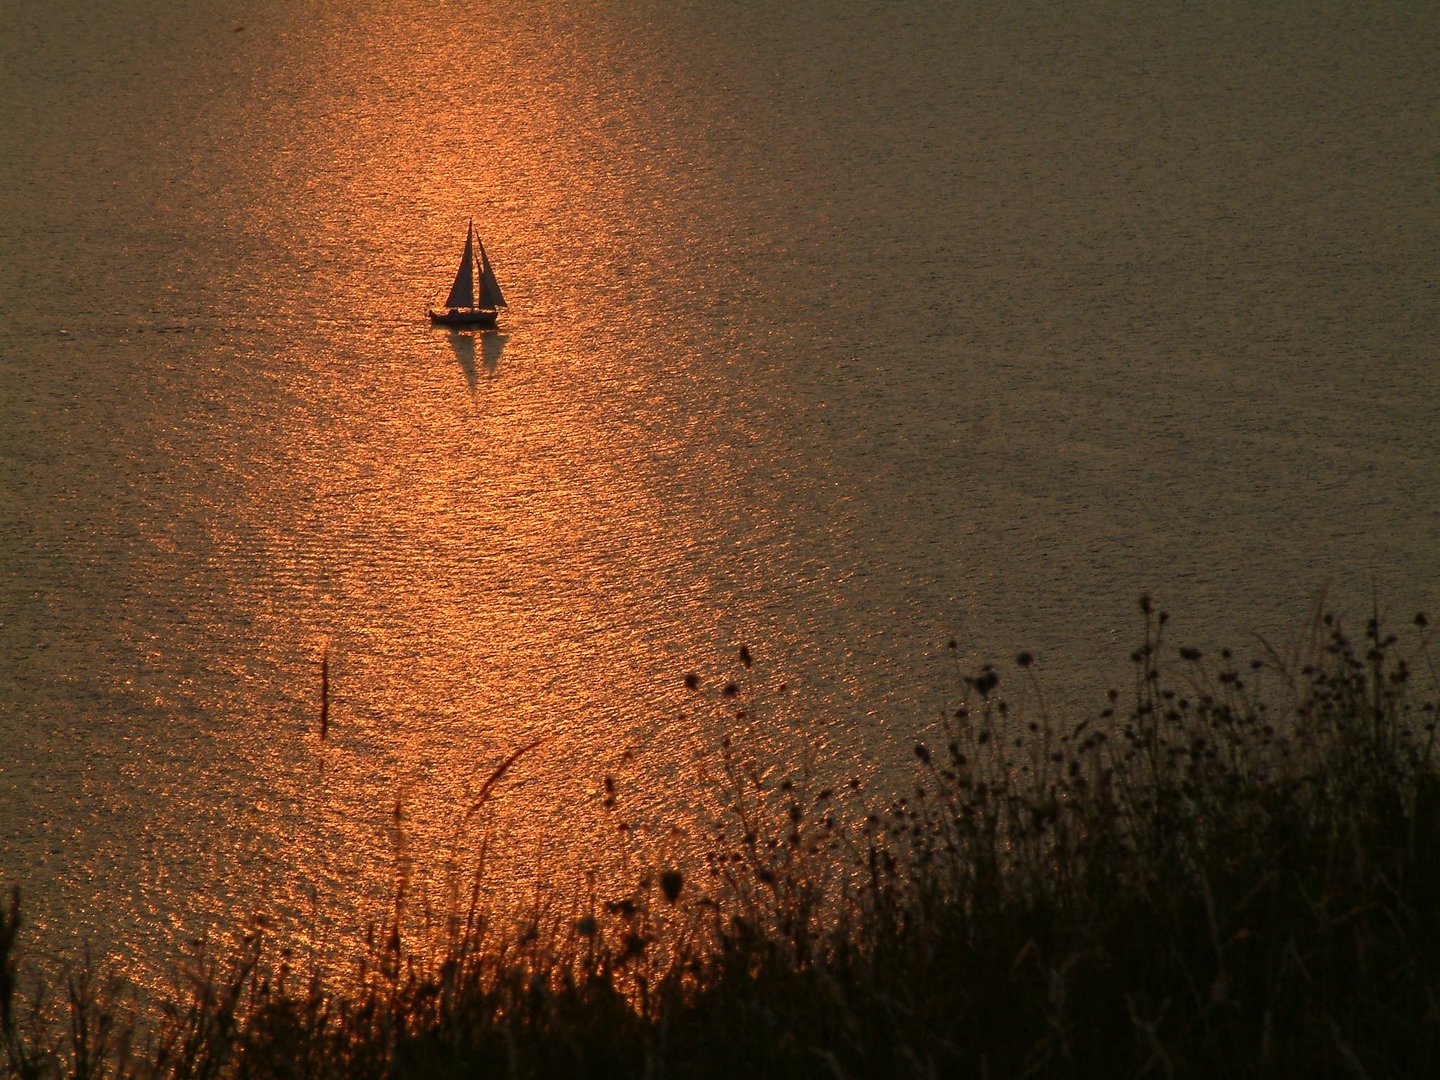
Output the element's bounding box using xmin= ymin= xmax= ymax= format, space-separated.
xmin=2 ymin=0 xmax=1436 ymax=988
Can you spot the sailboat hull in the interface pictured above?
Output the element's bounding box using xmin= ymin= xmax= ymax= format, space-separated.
xmin=428 ymin=307 xmax=500 ymax=327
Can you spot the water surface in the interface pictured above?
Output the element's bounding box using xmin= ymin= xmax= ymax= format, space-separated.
xmin=2 ymin=0 xmax=1436 ymax=988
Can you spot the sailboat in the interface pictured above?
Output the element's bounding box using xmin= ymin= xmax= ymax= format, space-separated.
xmin=428 ymin=219 xmax=507 ymax=326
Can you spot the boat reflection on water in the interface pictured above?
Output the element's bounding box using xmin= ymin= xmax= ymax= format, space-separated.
xmin=480 ymin=332 xmax=506 ymax=376
xmin=444 ymin=330 xmax=505 ymax=393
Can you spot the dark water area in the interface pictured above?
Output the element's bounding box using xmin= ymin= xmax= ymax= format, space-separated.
xmin=1 ymin=0 xmax=1436 ymax=990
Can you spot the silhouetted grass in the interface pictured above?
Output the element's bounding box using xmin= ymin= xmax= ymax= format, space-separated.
xmin=4 ymin=601 xmax=1438 ymax=1077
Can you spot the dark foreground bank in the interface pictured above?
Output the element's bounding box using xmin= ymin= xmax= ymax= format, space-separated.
xmin=4 ymin=602 xmax=1438 ymax=1078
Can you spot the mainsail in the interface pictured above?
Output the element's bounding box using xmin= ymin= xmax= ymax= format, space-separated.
xmin=443 ymin=224 xmax=477 ymax=309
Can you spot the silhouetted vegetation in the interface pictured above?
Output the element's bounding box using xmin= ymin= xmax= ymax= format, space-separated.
xmin=4 ymin=601 xmax=1438 ymax=1077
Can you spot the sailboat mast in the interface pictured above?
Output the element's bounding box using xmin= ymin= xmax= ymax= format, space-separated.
xmin=466 ymin=220 xmax=476 ymax=303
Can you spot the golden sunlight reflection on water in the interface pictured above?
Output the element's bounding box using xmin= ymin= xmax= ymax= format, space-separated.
xmin=102 ymin=1 xmax=876 ymax=983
